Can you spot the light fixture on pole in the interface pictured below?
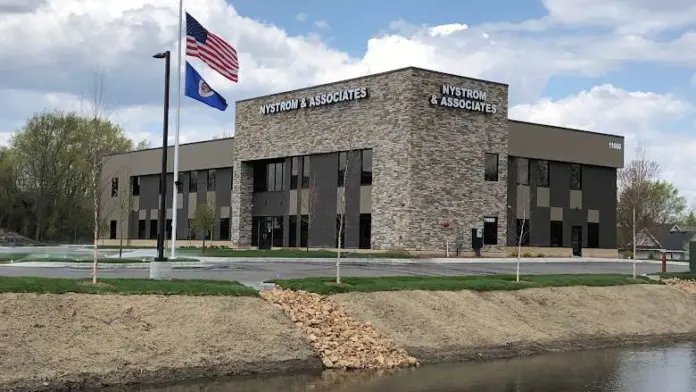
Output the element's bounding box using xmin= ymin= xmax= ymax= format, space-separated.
xmin=153 ymin=50 xmax=171 ymax=264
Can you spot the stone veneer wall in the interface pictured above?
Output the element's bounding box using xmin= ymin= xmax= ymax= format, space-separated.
xmin=407 ymin=70 xmax=510 ymax=251
xmin=232 ymin=69 xmax=415 ymax=249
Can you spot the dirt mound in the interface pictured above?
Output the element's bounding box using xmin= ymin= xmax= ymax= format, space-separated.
xmin=0 ymin=293 xmax=318 ymax=391
xmin=260 ymin=288 xmax=418 ymax=370
xmin=332 ymin=285 xmax=696 ymax=363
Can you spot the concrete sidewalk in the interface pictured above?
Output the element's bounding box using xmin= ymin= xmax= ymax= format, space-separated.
xmin=3 ymin=257 xmax=688 ymax=269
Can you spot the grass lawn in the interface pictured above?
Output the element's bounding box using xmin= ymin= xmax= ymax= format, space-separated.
xmin=195 ymin=248 xmax=415 ymax=259
xmin=0 ymin=276 xmax=257 ymax=296
xmin=269 ymin=274 xmax=656 ymax=295
xmin=0 ymin=253 xmax=29 ymax=263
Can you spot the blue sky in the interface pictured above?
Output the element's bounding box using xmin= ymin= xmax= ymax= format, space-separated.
xmin=0 ymin=0 xmax=695 ymax=202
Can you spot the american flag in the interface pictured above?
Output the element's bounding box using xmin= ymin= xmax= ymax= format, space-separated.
xmin=186 ymin=13 xmax=239 ymax=83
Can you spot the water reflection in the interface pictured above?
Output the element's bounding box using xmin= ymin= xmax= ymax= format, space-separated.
xmin=129 ymin=342 xmax=696 ymax=392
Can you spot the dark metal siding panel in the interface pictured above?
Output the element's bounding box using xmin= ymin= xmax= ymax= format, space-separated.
xmin=252 ymin=193 xmax=288 ymax=216
xmin=178 ymin=171 xmax=189 ymax=240
xmin=582 ymin=165 xmax=617 ymax=248
xmin=506 ymin=157 xmax=517 ymax=246
xmin=309 ymin=153 xmax=338 ymax=248
xmin=140 ymin=175 xmax=159 ymax=210
xmin=530 ymin=207 xmax=551 ymax=246
xmin=549 ymin=162 xmax=569 ymax=209
xmin=196 ymin=170 xmax=206 ymax=206
xmin=165 ymin=173 xmax=173 ymax=209
xmin=216 ymin=168 xmax=232 ymax=241
xmin=130 ymin=211 xmax=138 ymax=239
xmin=344 ymin=152 xmax=361 ymax=249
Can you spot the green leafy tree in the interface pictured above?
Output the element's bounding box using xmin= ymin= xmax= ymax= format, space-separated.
xmin=191 ymin=200 xmax=216 ymax=253
xmin=617 ymin=145 xmax=687 ymax=251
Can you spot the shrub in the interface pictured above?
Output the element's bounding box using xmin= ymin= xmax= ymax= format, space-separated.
xmin=623 ymin=250 xmax=633 ymax=259
xmin=523 ymin=251 xmax=533 ymax=258
xmin=536 ymin=252 xmax=545 ymax=257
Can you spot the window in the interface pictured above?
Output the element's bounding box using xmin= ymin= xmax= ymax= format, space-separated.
xmin=517 ymin=158 xmax=529 ymax=185
xmin=207 ymin=169 xmax=216 ymax=191
xmin=515 ymin=219 xmax=530 ymax=246
xmin=570 ymin=164 xmax=582 ymax=190
xmin=336 ymin=215 xmax=346 ymax=248
xmin=338 ymin=152 xmax=347 ymax=186
xmin=361 ymin=149 xmax=373 ymax=185
xmin=189 ymin=171 xmax=198 ymax=192
xmin=550 ymin=221 xmax=563 ymax=246
xmin=359 ymin=214 xmax=371 ymax=249
xmin=302 ymin=156 xmax=310 ymax=188
xmin=149 ymin=219 xmax=158 ymax=240
xmin=166 ymin=219 xmax=172 ymax=239
xmin=220 ymin=218 xmax=230 ymax=240
xmin=290 ymin=157 xmax=299 ymax=189
xmin=138 ymin=220 xmax=146 ymax=239
xmin=537 ymin=160 xmax=549 ymax=188
xmin=289 ymin=216 xmax=298 ymax=247
xmin=484 ymin=153 xmax=498 ymax=181
xmin=131 ymin=176 xmax=140 ymax=196
xmin=300 ymin=214 xmax=309 ymax=247
xmin=111 ymin=178 xmax=118 ymax=197
xmin=483 ymin=216 xmax=498 ymax=245
xmin=258 ymin=161 xmax=285 ymax=192
xmin=109 ymin=220 xmax=117 ymax=239
xmin=272 ymin=216 xmax=283 ymax=247
xmin=187 ymin=219 xmax=195 ymax=240
xmin=588 ymin=222 xmax=599 ymax=248
xmin=176 ymin=172 xmax=183 ymax=193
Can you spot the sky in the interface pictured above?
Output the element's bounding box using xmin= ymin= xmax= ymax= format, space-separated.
xmin=1 ymin=0 xmax=695 ymax=203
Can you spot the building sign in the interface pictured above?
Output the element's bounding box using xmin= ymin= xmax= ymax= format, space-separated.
xmin=260 ymin=87 xmax=368 ymax=115
xmin=429 ymin=84 xmax=498 ymax=114
xmin=608 ymin=141 xmax=622 ymax=150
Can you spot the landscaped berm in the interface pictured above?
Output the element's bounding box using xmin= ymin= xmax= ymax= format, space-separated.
xmin=0 ymin=274 xmax=695 ymax=391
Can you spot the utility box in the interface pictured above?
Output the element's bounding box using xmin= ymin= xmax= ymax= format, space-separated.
xmin=690 ymin=241 xmax=696 ymax=273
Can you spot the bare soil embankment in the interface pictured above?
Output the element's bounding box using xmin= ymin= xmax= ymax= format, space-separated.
xmin=0 ymin=293 xmax=319 ymax=392
xmin=332 ymin=284 xmax=696 ymax=363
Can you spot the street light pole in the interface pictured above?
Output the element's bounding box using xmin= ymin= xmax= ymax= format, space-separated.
xmin=153 ymin=50 xmax=171 ymax=262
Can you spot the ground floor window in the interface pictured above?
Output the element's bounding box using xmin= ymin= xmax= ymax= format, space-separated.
xmin=166 ymin=219 xmax=172 ymax=240
xmin=483 ymin=216 xmax=498 ymax=245
xmin=359 ymin=214 xmax=371 ymax=249
xmin=550 ymin=221 xmax=563 ymax=246
xmin=289 ymin=216 xmax=298 ymax=247
xmin=587 ymin=222 xmax=599 ymax=248
xmin=138 ymin=220 xmax=146 ymax=239
xmin=187 ymin=219 xmax=195 ymax=240
xmin=300 ymin=215 xmax=308 ymax=248
xmin=149 ymin=219 xmax=157 ymax=240
xmin=220 ymin=218 xmax=230 ymax=240
xmin=515 ymin=219 xmax=529 ymax=246
xmin=109 ymin=220 xmax=117 ymax=240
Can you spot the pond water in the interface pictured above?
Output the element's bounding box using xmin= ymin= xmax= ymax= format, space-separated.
xmin=132 ymin=342 xmax=696 ymax=392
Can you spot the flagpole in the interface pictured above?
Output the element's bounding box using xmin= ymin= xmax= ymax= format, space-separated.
xmin=170 ymin=0 xmax=184 ymax=259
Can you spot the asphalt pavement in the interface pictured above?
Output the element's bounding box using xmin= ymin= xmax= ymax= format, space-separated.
xmin=0 ymin=259 xmax=688 ymax=283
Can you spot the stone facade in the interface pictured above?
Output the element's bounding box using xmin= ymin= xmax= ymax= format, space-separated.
xmin=232 ymin=67 xmax=509 ymax=251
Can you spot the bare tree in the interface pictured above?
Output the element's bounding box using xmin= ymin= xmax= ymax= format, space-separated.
xmin=507 ymin=191 xmax=530 ymax=283
xmin=300 ymin=175 xmax=320 ymax=253
xmin=336 ymin=148 xmax=358 ymax=284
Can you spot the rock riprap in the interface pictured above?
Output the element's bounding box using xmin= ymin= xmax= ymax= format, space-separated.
xmin=260 ymin=287 xmax=419 ymax=370
xmin=664 ymin=278 xmax=696 ymax=293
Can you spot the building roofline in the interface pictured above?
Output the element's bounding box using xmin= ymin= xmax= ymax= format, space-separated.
xmin=104 ymin=136 xmax=234 ymax=158
xmin=508 ymin=119 xmax=624 ymax=139
xmin=235 ymin=66 xmax=509 ymax=104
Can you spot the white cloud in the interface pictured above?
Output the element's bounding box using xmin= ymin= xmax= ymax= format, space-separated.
xmin=691 ymin=73 xmax=696 ymax=87
xmin=1 ymin=0 xmax=696 ymax=199
xmin=314 ymin=20 xmax=329 ymax=29
xmin=295 ymin=12 xmax=308 ymax=22
xmin=510 ymin=85 xmax=696 ymax=201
